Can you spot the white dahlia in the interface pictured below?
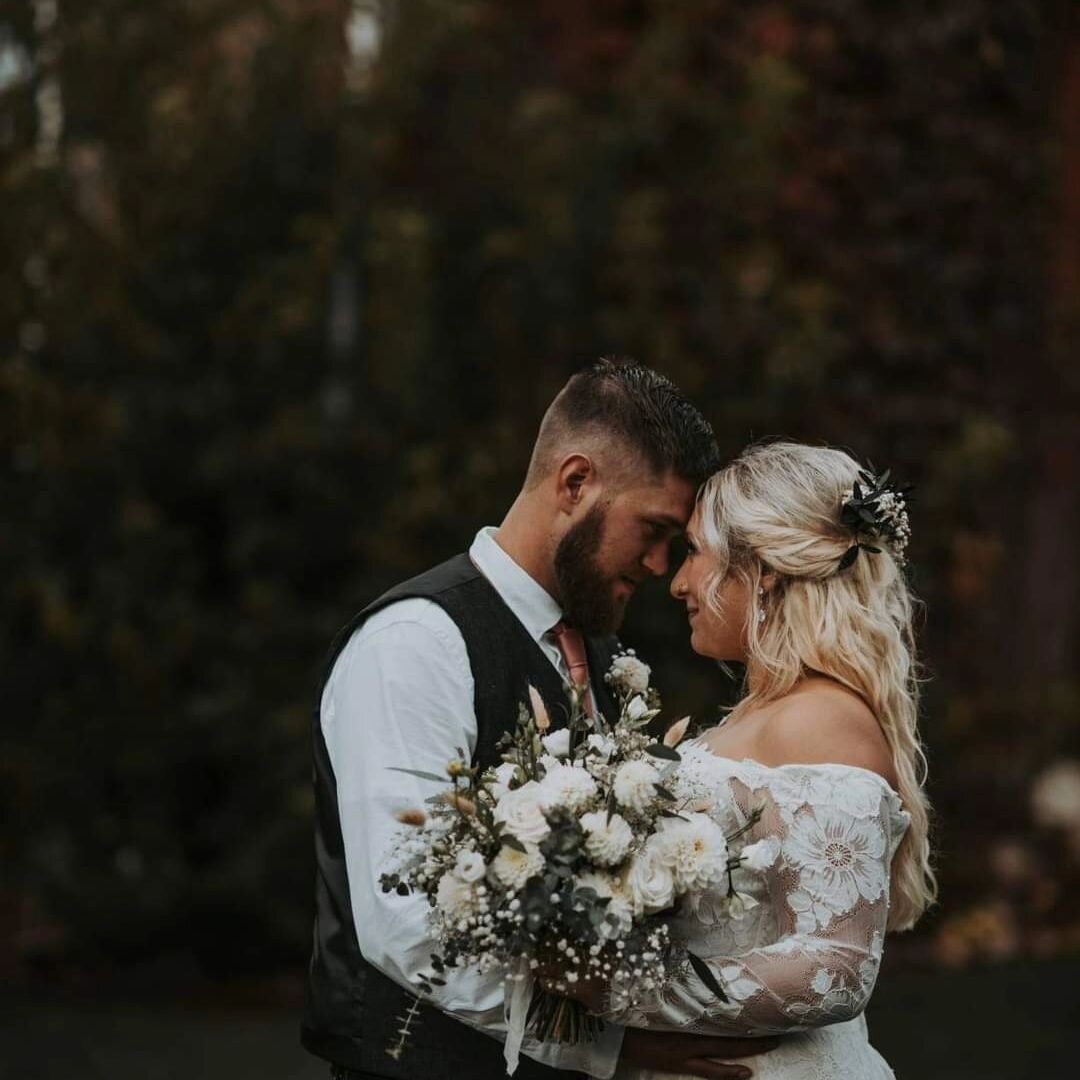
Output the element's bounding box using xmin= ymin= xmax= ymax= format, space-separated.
xmin=580 ymin=810 xmax=633 ymax=867
xmin=491 ymin=842 xmax=545 ymax=890
xmin=435 ymin=871 xmax=480 ymax=921
xmin=652 ymin=812 xmax=729 ymax=892
xmin=613 ymin=759 xmax=661 ymax=815
xmin=538 ymin=762 xmax=598 ymax=814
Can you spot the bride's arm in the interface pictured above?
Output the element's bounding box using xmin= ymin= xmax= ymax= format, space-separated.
xmin=606 ymin=765 xmax=902 ymax=1036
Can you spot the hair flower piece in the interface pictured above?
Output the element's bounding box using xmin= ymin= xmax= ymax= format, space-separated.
xmin=838 ymin=467 xmax=913 ymax=571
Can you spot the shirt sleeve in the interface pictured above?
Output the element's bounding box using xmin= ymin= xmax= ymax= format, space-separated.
xmin=607 ymin=769 xmax=900 ymax=1037
xmin=321 ymin=598 xmax=625 ymax=1076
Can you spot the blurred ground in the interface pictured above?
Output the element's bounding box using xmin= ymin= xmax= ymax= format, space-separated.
xmin=4 ymin=956 xmax=1077 ymax=1080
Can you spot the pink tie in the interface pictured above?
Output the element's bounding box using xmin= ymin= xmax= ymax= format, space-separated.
xmin=549 ymin=621 xmax=592 ymax=715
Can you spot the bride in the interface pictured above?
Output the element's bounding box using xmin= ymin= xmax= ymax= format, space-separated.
xmin=604 ymin=441 xmax=936 ymax=1080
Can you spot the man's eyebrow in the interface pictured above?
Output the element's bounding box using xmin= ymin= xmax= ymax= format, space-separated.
xmin=646 ymin=515 xmax=686 ymax=532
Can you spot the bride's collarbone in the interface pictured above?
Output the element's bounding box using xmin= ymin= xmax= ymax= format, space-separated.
xmin=699 ymin=709 xmax=772 ymax=761
xmin=700 ymin=687 xmax=897 ymax=787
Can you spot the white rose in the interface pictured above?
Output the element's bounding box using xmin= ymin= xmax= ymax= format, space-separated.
xmin=491 ymin=843 xmax=545 ymax=890
xmin=541 ymin=728 xmax=572 ymax=759
xmin=580 ymin=810 xmax=633 ymax=867
xmin=625 ymin=840 xmax=675 ymax=915
xmin=652 ymin=813 xmax=728 ymax=892
xmin=435 ymin=871 xmax=479 ymax=920
xmin=488 ymin=761 xmax=519 ymax=801
xmin=455 ymin=850 xmax=487 ymax=883
xmin=740 ymin=837 xmax=780 ymax=873
xmin=586 ymin=733 xmax=616 ymax=761
xmin=626 ymin=695 xmax=650 ymax=721
xmin=613 ymin=759 xmax=660 ymax=815
xmin=609 ymin=655 xmax=651 ymax=695
xmin=493 ymin=780 xmax=551 ymax=844
xmin=539 ymin=762 xmax=598 ymax=814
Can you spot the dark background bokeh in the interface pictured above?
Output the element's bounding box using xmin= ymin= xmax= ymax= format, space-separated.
xmin=4 ymin=1 xmax=1080 ymax=1075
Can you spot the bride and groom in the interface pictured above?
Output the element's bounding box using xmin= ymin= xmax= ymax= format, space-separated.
xmin=301 ymin=358 xmax=934 ymax=1080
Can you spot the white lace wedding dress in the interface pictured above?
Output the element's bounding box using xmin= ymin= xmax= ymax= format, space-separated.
xmin=611 ymin=740 xmax=911 ymax=1080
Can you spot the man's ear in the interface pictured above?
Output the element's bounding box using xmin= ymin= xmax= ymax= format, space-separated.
xmin=555 ymin=453 xmax=596 ymax=512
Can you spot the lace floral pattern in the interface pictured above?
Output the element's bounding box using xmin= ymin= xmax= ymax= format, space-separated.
xmin=610 ymin=745 xmax=910 ymax=1080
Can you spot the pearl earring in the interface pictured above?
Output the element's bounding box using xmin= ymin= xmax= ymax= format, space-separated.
xmin=758 ymin=586 xmax=766 ymax=625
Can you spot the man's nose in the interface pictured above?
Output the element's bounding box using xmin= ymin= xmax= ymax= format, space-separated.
xmin=642 ymin=540 xmax=670 ymax=578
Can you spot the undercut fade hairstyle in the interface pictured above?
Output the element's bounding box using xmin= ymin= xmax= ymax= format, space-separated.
xmin=526 ymin=358 xmax=720 ymax=489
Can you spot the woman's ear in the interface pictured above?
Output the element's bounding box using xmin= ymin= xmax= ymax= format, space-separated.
xmin=761 ymin=567 xmax=780 ymax=593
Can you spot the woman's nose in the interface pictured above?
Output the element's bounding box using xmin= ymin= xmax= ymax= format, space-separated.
xmin=670 ymin=561 xmax=687 ymax=599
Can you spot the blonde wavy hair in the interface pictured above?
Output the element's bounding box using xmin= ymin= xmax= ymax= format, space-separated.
xmin=697 ymin=441 xmax=936 ymax=931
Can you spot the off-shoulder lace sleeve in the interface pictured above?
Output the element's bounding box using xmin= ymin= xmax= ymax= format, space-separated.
xmin=609 ymin=759 xmax=909 ymax=1036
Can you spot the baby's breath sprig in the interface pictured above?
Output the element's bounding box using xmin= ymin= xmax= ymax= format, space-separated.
xmin=838 ymin=467 xmax=913 ymax=571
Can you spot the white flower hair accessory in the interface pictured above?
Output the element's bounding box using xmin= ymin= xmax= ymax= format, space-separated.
xmin=838 ymin=467 xmax=913 ymax=571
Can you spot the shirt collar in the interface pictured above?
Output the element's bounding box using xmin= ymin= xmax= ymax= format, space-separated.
xmin=469 ymin=526 xmax=562 ymax=643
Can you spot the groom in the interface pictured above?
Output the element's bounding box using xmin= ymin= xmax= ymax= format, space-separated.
xmin=302 ymin=359 xmax=777 ymax=1080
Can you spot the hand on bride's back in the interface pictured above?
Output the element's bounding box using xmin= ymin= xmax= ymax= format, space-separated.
xmin=621 ymin=1028 xmax=781 ymax=1080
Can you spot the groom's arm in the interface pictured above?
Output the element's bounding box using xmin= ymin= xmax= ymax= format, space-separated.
xmin=322 ymin=598 xmax=625 ymax=1077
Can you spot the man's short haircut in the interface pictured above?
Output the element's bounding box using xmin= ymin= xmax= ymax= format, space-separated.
xmin=526 ymin=358 xmax=720 ymax=489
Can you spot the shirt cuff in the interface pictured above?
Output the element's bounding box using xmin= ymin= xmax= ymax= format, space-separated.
xmin=522 ymin=1021 xmax=626 ymax=1079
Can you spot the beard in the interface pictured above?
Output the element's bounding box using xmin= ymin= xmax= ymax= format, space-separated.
xmin=553 ymin=503 xmax=624 ymax=636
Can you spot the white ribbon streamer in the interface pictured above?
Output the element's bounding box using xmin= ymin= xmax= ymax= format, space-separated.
xmin=503 ymin=959 xmax=533 ymax=1075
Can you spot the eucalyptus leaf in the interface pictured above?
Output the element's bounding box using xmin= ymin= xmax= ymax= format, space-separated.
xmin=687 ymin=951 xmax=729 ymax=1003
xmin=387 ymin=767 xmax=450 ymax=784
xmin=645 ymin=742 xmax=682 ymax=762
xmin=838 ymin=546 xmax=860 ymax=570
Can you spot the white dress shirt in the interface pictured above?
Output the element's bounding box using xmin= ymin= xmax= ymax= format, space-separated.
xmin=320 ymin=527 xmax=625 ymax=1076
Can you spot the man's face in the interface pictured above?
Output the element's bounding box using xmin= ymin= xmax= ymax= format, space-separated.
xmin=554 ymin=472 xmax=697 ymax=635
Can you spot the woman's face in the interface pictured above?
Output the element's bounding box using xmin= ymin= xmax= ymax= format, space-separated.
xmin=670 ymin=507 xmax=754 ymax=662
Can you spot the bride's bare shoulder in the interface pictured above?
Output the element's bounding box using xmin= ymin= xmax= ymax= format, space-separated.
xmin=756 ymin=678 xmax=897 ymax=787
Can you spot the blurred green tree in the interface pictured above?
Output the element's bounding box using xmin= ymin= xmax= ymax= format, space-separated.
xmin=2 ymin=0 xmax=1076 ymax=979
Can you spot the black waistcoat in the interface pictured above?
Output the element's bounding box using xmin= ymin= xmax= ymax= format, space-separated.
xmin=301 ymin=553 xmax=620 ymax=1078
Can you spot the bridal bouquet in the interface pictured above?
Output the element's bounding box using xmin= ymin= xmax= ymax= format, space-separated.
xmin=381 ymin=654 xmax=762 ymax=1073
